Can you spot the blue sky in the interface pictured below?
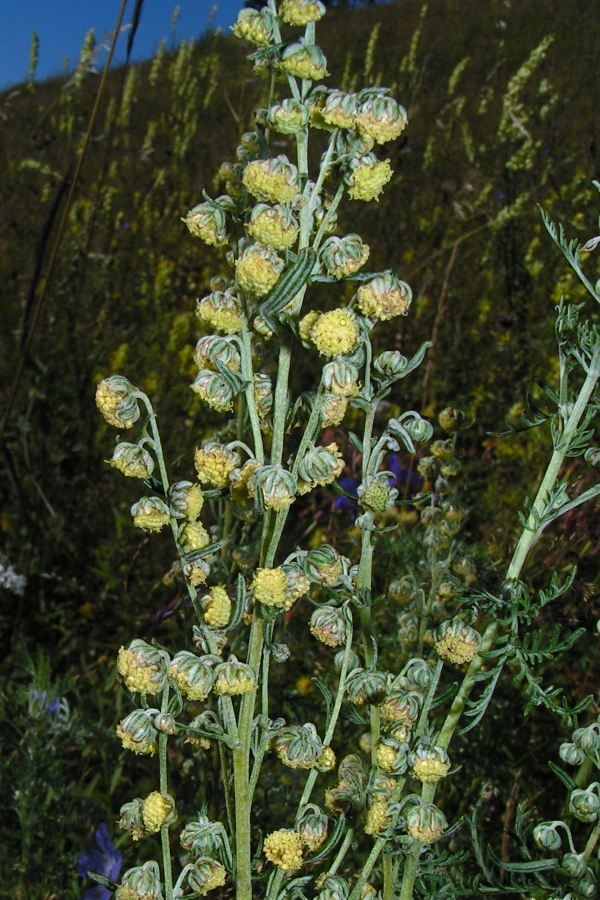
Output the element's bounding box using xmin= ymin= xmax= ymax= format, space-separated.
xmin=0 ymin=0 xmax=245 ymax=91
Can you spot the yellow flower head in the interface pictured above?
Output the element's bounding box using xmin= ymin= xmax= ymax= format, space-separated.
xmin=316 ymin=745 xmax=336 ymax=772
xmin=310 ymin=309 xmax=359 ymax=357
xmin=170 ymin=481 xmax=205 ymax=521
xmin=117 ymin=641 xmax=167 ymax=695
xmin=356 ymin=273 xmax=412 ymax=320
xmin=131 ymin=496 xmax=170 ymax=532
xmin=203 ymin=585 xmax=232 ymax=628
xmin=180 ymin=521 xmax=210 ymax=553
xmin=320 ymin=89 xmax=359 ymax=130
xmin=347 ymin=156 xmax=393 ymax=202
xmin=376 ymin=741 xmax=401 ymax=772
xmin=321 ymin=234 xmax=370 ymax=279
xmin=279 ymin=0 xmax=325 ymax=25
xmin=196 ymin=289 xmax=243 ymax=335
xmin=321 ymin=393 xmax=348 ymax=427
xmin=231 ymin=8 xmax=272 ymax=45
xmin=243 ymin=156 xmax=300 ymax=205
xmin=191 ymin=370 xmax=235 ymax=412
xmin=280 ymin=42 xmax=328 ymax=81
xmin=299 ymin=310 xmax=320 ymax=344
xmin=365 ymin=798 xmax=391 ymax=835
xmin=188 ymin=859 xmax=227 ymax=896
xmin=434 ymin=618 xmax=481 ymax=665
xmin=236 ymin=244 xmax=284 ymax=298
xmin=194 ymin=442 xmax=240 ymax=487
xmin=355 ymin=94 xmax=408 ymax=145
xmin=410 ymin=745 xmax=451 ymax=783
xmin=142 ymin=791 xmax=176 ymax=833
xmin=214 ymin=658 xmax=256 ymax=695
xmin=95 ymin=376 xmax=140 ymax=429
xmin=252 ymin=567 xmax=289 ymax=609
xmin=263 ymin=830 xmax=303 ymax=871
xmin=116 ymin=709 xmax=158 ymax=756
xmin=230 ymin=459 xmax=260 ymax=505
xmin=248 ymin=204 xmax=299 ymax=251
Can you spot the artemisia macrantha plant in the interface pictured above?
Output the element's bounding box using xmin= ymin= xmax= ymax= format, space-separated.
xmin=92 ymin=0 xmax=600 ymax=896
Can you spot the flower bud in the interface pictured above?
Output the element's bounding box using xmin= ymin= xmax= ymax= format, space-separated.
xmin=279 ymin=0 xmax=326 ymax=25
xmin=374 ymin=351 xmax=409 ymax=379
xmin=180 ymin=521 xmax=211 ymax=553
xmin=576 ymin=870 xmax=598 ymax=899
xmin=118 ymin=640 xmax=168 ymax=695
xmin=193 ymin=335 xmax=241 ymax=373
xmin=196 ymin=288 xmax=244 ymax=334
xmin=562 ymin=853 xmax=588 ymax=878
xmin=116 ymin=708 xmax=159 ymax=755
xmin=569 ymin=788 xmax=600 ymax=823
xmin=115 ymin=860 xmax=163 ymax=900
xmin=243 ymin=156 xmax=300 ymax=205
xmin=317 ymin=89 xmax=359 ymax=129
xmin=402 ymin=416 xmax=433 ymax=444
xmin=559 ymin=742 xmax=586 ymax=765
xmin=202 ymin=585 xmax=232 ymax=628
xmin=180 ymin=814 xmax=229 ymax=860
xmin=346 ymin=668 xmax=388 ymax=706
xmin=317 ymin=877 xmax=349 ymax=900
xmin=170 ymin=652 xmax=215 ymax=701
xmin=119 ymin=798 xmax=147 ymax=841
xmin=275 ymin=723 xmax=324 ymax=769
xmin=194 ymin=442 xmax=240 ymax=487
xmin=110 ymin=442 xmax=154 ymax=479
xmin=405 ymin=803 xmax=447 ymax=843
xmin=252 ymin=465 xmax=297 ymax=511
xmin=214 ymin=656 xmax=256 ymax=695
xmin=268 ymin=98 xmax=310 ymax=134
xmin=235 ymin=243 xmax=284 ymax=298
xmin=434 ymin=618 xmax=481 ymax=665
xmin=368 ymin=774 xmax=397 ymax=802
xmin=280 ymin=40 xmax=328 ymax=81
xmin=365 ymin=798 xmax=391 ymax=834
xmin=438 ymin=407 xmax=464 ymax=432
xmin=322 ymin=360 xmax=360 ymax=397
xmin=388 ymin=577 xmax=416 ymax=603
xmin=573 ymin=726 xmax=600 ymax=753
xmin=356 ymin=273 xmax=412 ymax=320
xmin=191 ymin=370 xmax=238 ymax=412
xmin=231 ymin=7 xmax=273 ymax=45
xmin=417 ymin=456 xmax=439 ymax=480
xmin=283 ymin=563 xmax=311 ymax=604
xmin=310 ymin=606 xmax=348 ymax=648
xmin=169 ymin=481 xmax=204 ymax=521
xmin=398 ymin=612 xmax=419 ymax=644
xmin=297 ymin=443 xmax=345 ymax=494
xmin=533 ymin=823 xmax=562 ymax=851
xmin=379 ymin=690 xmax=421 ymax=724
xmin=154 ymin=713 xmax=178 ymax=735
xmin=252 ymin=566 xmax=291 ymax=609
xmin=309 ymin=309 xmax=360 ymax=357
xmin=304 ymin=545 xmax=345 ymax=586
xmin=358 ymin=475 xmax=398 ymax=513
xmin=186 ymin=858 xmax=227 ymax=896
xmin=321 ymin=393 xmax=348 ymax=427
xmin=142 ymin=791 xmax=177 ymax=833
xmin=376 ymin=737 xmax=409 ymax=773
xmin=320 ymin=234 xmax=370 ymax=279
xmin=410 ymin=742 xmax=451 ymax=783
xmin=316 ymin=745 xmax=336 ymax=772
xmin=453 ymin=556 xmax=477 ymax=584
xmin=345 ymin=153 xmax=393 ymax=202
xmin=248 ymin=203 xmax=299 ymax=251
xmin=183 ymin=557 xmax=211 ymax=587
xmin=296 ymin=805 xmax=329 ymax=851
xmin=314 ymin=202 xmax=338 ymax=234
xmin=355 ymin=92 xmax=408 ymax=145
xmin=263 ymin=829 xmax=303 ymax=871
xmin=96 ymin=376 xmax=141 ymax=429
xmin=183 ymin=196 xmax=234 ymax=246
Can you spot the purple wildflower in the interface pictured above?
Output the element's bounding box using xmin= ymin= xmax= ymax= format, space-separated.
xmin=77 ymin=824 xmax=122 ymax=900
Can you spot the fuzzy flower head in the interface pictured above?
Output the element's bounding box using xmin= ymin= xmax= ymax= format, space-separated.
xmin=243 ymin=156 xmax=300 ymax=205
xmin=183 ymin=196 xmax=234 ymax=246
xmin=268 ymin=98 xmax=310 ymax=134
xmin=355 ymin=93 xmax=408 ymax=144
xmin=196 ymin=288 xmax=244 ymax=334
xmin=376 ymin=738 xmax=409 ymax=773
xmin=116 ymin=709 xmax=158 ymax=756
xmin=130 ymin=496 xmax=170 ymax=532
xmin=183 ymin=557 xmax=211 ymax=588
xmin=279 ymin=0 xmax=326 ymax=25
xmin=280 ymin=41 xmax=328 ymax=81
xmin=358 ymin=474 xmax=398 ymax=513
xmin=310 ymin=309 xmax=359 ymax=357
xmin=193 ymin=335 xmax=241 ymax=373
xmin=180 ymin=521 xmax=210 ymax=554
xmin=409 ymin=742 xmax=450 ymax=783
xmin=194 ymin=441 xmax=240 ymax=487
xmin=320 ymin=234 xmax=370 ymax=279
xmin=254 ymin=373 xmax=273 ymax=421
xmin=319 ymin=89 xmax=359 ymax=129
xmin=365 ymin=798 xmax=391 ymax=835
xmin=275 ymin=722 xmax=324 ymax=769
xmin=248 ymin=203 xmax=299 ymax=250
xmin=252 ymin=567 xmax=290 ymax=609
xmin=379 ymin=690 xmax=421 ymax=725
xmin=304 ymin=544 xmax=345 ymax=586
xmin=142 ymin=792 xmax=177 ymax=834
xmin=356 ymin=273 xmax=412 ymax=320
xmin=346 ymin=154 xmax=393 ymax=202
xmin=296 ymin=805 xmax=329 ymax=852
xmin=253 ymin=464 xmax=297 ymax=511
xmin=169 ymin=651 xmax=215 ymax=701
xmin=230 ymin=459 xmax=261 ymax=505
xmin=283 ymin=563 xmax=311 ymax=604
xmin=322 ymin=360 xmax=360 ymax=397
xmin=310 ymin=606 xmax=348 ymax=648
xmin=115 ymin=860 xmax=164 ymax=900
xmin=434 ymin=618 xmax=481 ymax=665
xmin=263 ymin=830 xmax=303 ymax=871
xmin=203 ymin=585 xmax=232 ymax=628
xmin=191 ymin=370 xmax=237 ymax=412
xmin=169 ymin=481 xmax=204 ymax=521
xmin=214 ymin=656 xmax=256 ymax=695
xmin=187 ymin=859 xmax=227 ymax=896
xmin=118 ymin=799 xmax=147 ymax=842
xmin=96 ymin=376 xmax=140 ymax=429
xmin=321 ymin=393 xmax=348 ymax=427
xmin=236 ymin=243 xmax=284 ymax=298
xmin=110 ymin=442 xmax=155 ymax=479
xmin=117 ymin=640 xmax=168 ymax=695
xmin=231 ymin=7 xmax=273 ymax=45
xmin=405 ymin=803 xmax=447 ymax=844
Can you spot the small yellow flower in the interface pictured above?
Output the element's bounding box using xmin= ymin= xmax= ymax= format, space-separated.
xmin=117 ymin=642 xmax=166 ymax=695
xmin=263 ymin=829 xmax=303 ymax=871
xmin=170 ymin=481 xmax=204 ymax=521
xmin=95 ymin=376 xmax=140 ymax=429
xmin=316 ymin=745 xmax=336 ymax=771
xmin=214 ymin=659 xmax=256 ymax=695
xmin=230 ymin=459 xmax=260 ymax=505
xmin=365 ymin=798 xmax=391 ymax=835
xmin=434 ymin=619 xmax=481 ymax=665
xmin=321 ymin=393 xmax=348 ymax=427
xmin=131 ymin=497 xmax=170 ymax=532
xmin=376 ymin=742 xmax=399 ymax=772
xmin=188 ymin=859 xmax=227 ymax=896
xmin=116 ymin=724 xmax=157 ymax=756
xmin=142 ymin=792 xmax=176 ymax=833
xmin=310 ymin=309 xmax=359 ymax=357
xmin=299 ymin=310 xmax=320 ymax=344
xmin=180 ymin=522 xmax=210 ymax=553
xmin=231 ymin=8 xmax=271 ymax=45
xmin=194 ymin=443 xmax=239 ymax=487
xmin=347 ymin=157 xmax=393 ymax=202
xmin=248 ymin=205 xmax=299 ymax=250
xmin=412 ymin=756 xmax=450 ymax=782
xmin=252 ymin=567 xmax=289 ymax=609
xmin=356 ymin=274 xmax=412 ymax=320
xmin=236 ymin=245 xmax=284 ymax=298
xmin=280 ymin=43 xmax=328 ymax=81
xmin=243 ymin=157 xmax=300 ymax=205
xmin=203 ymin=585 xmax=232 ymax=628
xmin=279 ymin=0 xmax=325 ymax=25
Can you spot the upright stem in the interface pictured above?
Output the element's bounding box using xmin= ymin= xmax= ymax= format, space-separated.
xmin=159 ymin=686 xmax=173 ymax=900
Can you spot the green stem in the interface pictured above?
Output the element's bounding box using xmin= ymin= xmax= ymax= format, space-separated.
xmin=159 ymin=685 xmax=173 ymax=900
xmin=327 ymin=827 xmax=354 ymax=875
xmin=382 ymin=853 xmax=394 ymax=900
xmin=240 ymin=324 xmax=264 ymax=464
xmin=583 ymin=822 xmax=600 ymax=862
xmin=415 ymin=657 xmax=443 ymax=738
xmin=398 ymin=844 xmax=420 ymax=900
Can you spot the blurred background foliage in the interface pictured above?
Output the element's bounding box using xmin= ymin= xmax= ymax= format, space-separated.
xmin=1 ymin=0 xmax=600 ymax=895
